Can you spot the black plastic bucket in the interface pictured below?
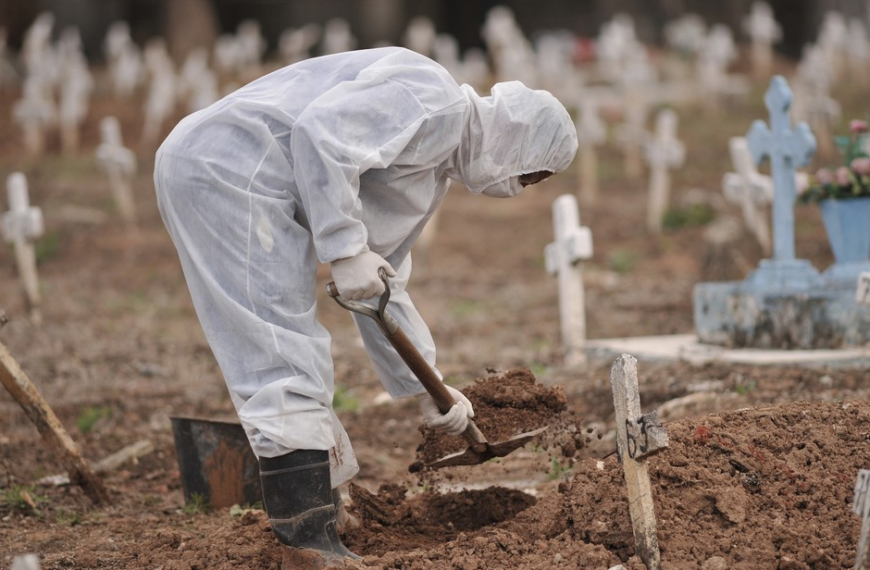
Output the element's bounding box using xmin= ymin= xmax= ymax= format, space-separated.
xmin=170 ymin=416 xmax=263 ymax=509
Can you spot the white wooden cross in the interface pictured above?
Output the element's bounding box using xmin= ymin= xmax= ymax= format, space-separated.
xmin=141 ymin=66 xmax=176 ymax=148
xmin=321 ymin=18 xmax=357 ymax=56
xmin=2 ymin=173 xmax=44 ymax=325
xmin=644 ymin=109 xmax=686 ymax=234
xmin=544 ymin=194 xmax=593 ymax=368
xmin=279 ymin=23 xmax=321 ymax=65
xmin=616 ymin=92 xmax=648 ymax=181
xmin=610 ymin=354 xmax=668 ymax=570
xmin=13 ymin=77 xmax=55 ymax=157
xmin=664 ymin=13 xmax=707 ymax=57
xmin=723 ymin=137 xmax=773 ymax=255
xmin=235 ymin=19 xmax=267 ymax=80
xmin=857 ymin=273 xmax=870 ymax=305
xmin=59 ymin=61 xmax=93 ymax=155
xmin=576 ymin=99 xmax=606 ymax=206
xmin=853 ymin=469 xmax=870 ymax=569
xmin=696 ymin=25 xmax=749 ymax=109
xmin=403 ymin=16 xmax=436 ymax=57
xmin=112 ymin=43 xmax=144 ymax=99
xmin=818 ymin=11 xmax=848 ymax=81
xmin=96 ymin=116 xmax=138 ymax=227
xmin=742 ymin=2 xmax=781 ymax=81
xmin=746 ymin=76 xmax=816 ymax=263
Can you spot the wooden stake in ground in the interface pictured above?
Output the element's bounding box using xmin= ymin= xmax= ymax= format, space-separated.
xmin=853 ymin=469 xmax=870 ymax=569
xmin=2 ymin=173 xmax=44 ymax=325
xmin=723 ymin=136 xmax=773 ymax=255
xmin=0 ymin=338 xmax=111 ymax=506
xmin=544 ymin=194 xmax=593 ymax=369
xmin=576 ymin=99 xmax=607 ymax=207
xmin=644 ymin=109 xmax=685 ymax=234
xmin=96 ymin=116 xmax=138 ymax=227
xmin=610 ymin=354 xmax=668 ymax=570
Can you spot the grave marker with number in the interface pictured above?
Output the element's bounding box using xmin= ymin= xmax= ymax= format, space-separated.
xmin=610 ymin=354 xmax=667 ymax=570
xmin=854 ymin=469 xmax=870 ymax=569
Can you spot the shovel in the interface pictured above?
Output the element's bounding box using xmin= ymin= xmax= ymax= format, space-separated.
xmin=327 ymin=269 xmax=547 ymax=469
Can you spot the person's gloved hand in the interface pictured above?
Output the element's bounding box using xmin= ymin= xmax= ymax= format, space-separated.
xmin=330 ymin=251 xmax=397 ymax=300
xmin=417 ymin=386 xmax=475 ymax=436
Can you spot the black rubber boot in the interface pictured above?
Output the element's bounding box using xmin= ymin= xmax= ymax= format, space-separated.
xmin=259 ymin=450 xmax=361 ymax=561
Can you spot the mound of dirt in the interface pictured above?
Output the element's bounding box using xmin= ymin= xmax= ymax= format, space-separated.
xmin=413 ymin=368 xmax=569 ymax=467
xmin=344 ymin=399 xmax=866 ymax=569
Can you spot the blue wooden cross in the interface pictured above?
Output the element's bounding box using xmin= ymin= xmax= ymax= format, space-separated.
xmin=746 ymin=76 xmax=817 ymax=262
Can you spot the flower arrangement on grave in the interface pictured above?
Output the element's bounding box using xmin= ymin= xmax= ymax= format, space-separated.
xmin=798 ymin=118 xmax=870 ymax=271
xmin=798 ymin=119 xmax=870 ymax=204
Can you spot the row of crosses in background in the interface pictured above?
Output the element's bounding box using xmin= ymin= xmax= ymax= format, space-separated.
xmin=0 ymin=116 xmax=137 ymax=327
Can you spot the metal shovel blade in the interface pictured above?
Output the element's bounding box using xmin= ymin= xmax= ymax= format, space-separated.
xmin=426 ymin=425 xmax=549 ymax=469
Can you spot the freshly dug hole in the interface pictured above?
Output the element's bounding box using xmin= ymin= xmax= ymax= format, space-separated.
xmin=343 ymin=483 xmax=537 ymax=555
xmin=413 ymin=368 xmax=568 ymax=467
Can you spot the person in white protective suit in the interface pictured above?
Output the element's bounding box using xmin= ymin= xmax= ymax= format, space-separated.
xmin=154 ymin=46 xmax=577 ymax=562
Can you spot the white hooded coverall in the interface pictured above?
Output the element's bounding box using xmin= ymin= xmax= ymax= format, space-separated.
xmin=154 ymin=47 xmax=578 ymax=488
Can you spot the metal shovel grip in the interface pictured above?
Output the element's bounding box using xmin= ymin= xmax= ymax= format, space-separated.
xmin=327 ymin=269 xmax=488 ymax=452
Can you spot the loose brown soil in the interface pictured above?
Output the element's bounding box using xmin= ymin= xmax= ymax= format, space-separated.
xmin=414 ymin=368 xmax=569 ymax=467
xmin=1 ymin=54 xmax=869 ymax=570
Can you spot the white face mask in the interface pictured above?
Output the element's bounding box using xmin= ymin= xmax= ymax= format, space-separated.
xmin=480 ymin=176 xmax=525 ymax=198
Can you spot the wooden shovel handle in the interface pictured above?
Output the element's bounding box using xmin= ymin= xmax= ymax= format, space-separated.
xmin=326 ymin=279 xmax=487 ymax=449
xmin=384 ymin=326 xmax=488 ymax=450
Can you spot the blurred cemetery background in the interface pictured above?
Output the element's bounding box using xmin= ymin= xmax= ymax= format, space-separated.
xmin=3 ymin=2 xmax=870 ymax=565
xmin=1 ymin=0 xmax=870 ymax=346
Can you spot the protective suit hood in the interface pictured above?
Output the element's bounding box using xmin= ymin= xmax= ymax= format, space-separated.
xmin=449 ymin=81 xmax=579 ymax=197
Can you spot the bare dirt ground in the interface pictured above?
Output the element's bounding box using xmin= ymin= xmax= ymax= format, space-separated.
xmin=0 ymin=54 xmax=869 ymax=569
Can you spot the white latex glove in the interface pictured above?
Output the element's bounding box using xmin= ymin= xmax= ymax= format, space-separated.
xmin=417 ymin=385 xmax=475 ymax=436
xmin=330 ymin=251 xmax=397 ymax=300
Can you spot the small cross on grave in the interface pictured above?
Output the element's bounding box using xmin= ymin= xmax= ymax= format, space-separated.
xmin=723 ymin=137 xmax=773 ymax=255
xmin=279 ymin=23 xmax=321 ymax=65
xmin=96 ymin=116 xmax=138 ymax=227
xmin=742 ymin=2 xmax=781 ymax=81
xmin=745 ymin=76 xmax=823 ymax=289
xmin=141 ymin=67 xmax=176 ymax=148
xmin=544 ymin=194 xmax=593 ymax=368
xmin=610 ymin=354 xmax=668 ymax=570
xmin=59 ymin=65 xmax=93 ymax=155
xmin=616 ymin=91 xmax=648 ymax=181
xmin=644 ymin=109 xmax=685 ymax=234
xmin=576 ymin=99 xmax=606 ymax=206
xmin=858 ymin=273 xmax=870 ymax=306
xmin=13 ymin=77 xmax=55 ymax=157
xmin=2 ymin=173 xmax=44 ymax=325
xmin=853 ymin=469 xmax=870 ymax=568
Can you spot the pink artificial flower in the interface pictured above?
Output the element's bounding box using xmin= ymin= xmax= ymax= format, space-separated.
xmin=851 ymin=120 xmax=870 ymax=134
xmin=836 ymin=166 xmax=852 ymax=186
xmin=815 ymin=168 xmax=834 ymax=185
xmin=795 ymin=172 xmax=810 ymax=195
xmin=852 ymin=157 xmax=870 ymax=175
